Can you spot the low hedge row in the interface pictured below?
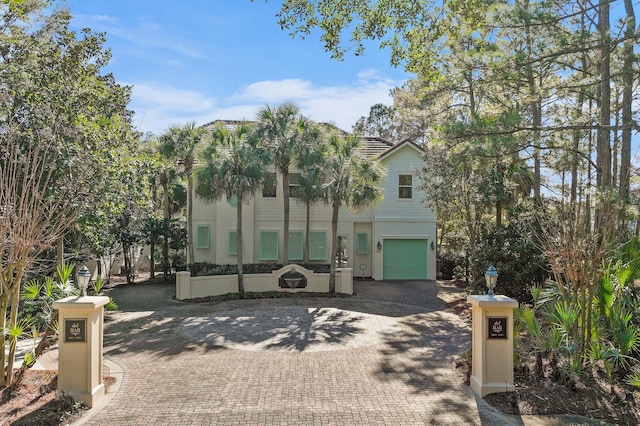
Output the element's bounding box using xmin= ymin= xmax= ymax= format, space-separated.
xmin=189 ymin=262 xmax=331 ymax=277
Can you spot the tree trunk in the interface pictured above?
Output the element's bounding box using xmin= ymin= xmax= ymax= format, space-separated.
xmin=186 ymin=169 xmax=195 ymax=267
xmin=4 ymin=282 xmax=22 ymax=386
xmin=596 ymin=0 xmax=612 ymax=192
xmin=282 ymin=168 xmax=290 ymax=264
xmin=236 ymin=195 xmax=245 ymax=296
xmin=329 ymin=203 xmax=339 ymax=295
xmin=161 ymin=173 xmax=171 ymax=280
xmin=620 ymin=0 xmax=635 ymax=201
xmin=149 ymin=240 xmax=155 ymax=279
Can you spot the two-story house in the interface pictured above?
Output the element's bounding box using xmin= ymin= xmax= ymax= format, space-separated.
xmin=191 ymin=126 xmax=436 ymax=281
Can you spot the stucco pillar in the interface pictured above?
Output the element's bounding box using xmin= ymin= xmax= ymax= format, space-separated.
xmin=176 ymin=271 xmax=191 ymax=300
xmin=53 ymin=296 xmax=109 ymax=407
xmin=337 ymin=268 xmax=353 ymax=295
xmin=467 ymin=295 xmax=519 ymax=398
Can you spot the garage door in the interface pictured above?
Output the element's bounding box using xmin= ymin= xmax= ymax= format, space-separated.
xmin=383 ymin=239 xmax=428 ymax=280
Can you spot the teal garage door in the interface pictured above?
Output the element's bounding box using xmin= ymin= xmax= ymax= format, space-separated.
xmin=383 ymin=239 xmax=428 ymax=280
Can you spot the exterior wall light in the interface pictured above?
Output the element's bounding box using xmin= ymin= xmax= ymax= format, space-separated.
xmin=485 ymin=265 xmax=498 ymax=296
xmin=376 ymin=241 xmax=382 ymax=251
xmin=77 ymin=265 xmax=91 ymax=296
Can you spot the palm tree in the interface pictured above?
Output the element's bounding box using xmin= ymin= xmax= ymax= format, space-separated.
xmin=195 ymin=122 xmax=268 ymax=295
xmin=255 ymin=102 xmax=308 ymax=264
xmin=322 ymin=134 xmax=385 ymax=294
xmin=160 ymin=122 xmax=207 ymax=266
xmin=295 ymin=124 xmax=326 ymax=263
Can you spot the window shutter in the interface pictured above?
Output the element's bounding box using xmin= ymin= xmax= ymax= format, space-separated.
xmin=228 ymin=230 xmax=237 ymax=255
xmin=356 ymin=233 xmax=369 ymax=254
xmin=309 ymin=231 xmax=327 ymax=260
xmin=260 ymin=231 xmax=279 ymax=260
xmin=196 ymin=225 xmax=210 ymax=249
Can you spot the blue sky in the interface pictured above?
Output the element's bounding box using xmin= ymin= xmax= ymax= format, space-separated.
xmin=64 ymin=0 xmax=410 ymax=136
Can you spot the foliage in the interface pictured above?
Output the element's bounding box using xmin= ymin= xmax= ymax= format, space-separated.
xmin=20 ymin=263 xmax=76 ymax=332
xmin=469 ymin=205 xmax=549 ymax=303
xmin=0 ymin=3 xmax=134 ymax=385
xmin=437 ymin=252 xmax=465 ymax=280
xmin=255 ymin=102 xmax=313 ymax=264
xmin=190 ymin=262 xmax=331 ymax=277
xmin=352 ymin=103 xmax=398 ymax=140
xmin=516 ymin=239 xmax=640 ymax=388
xmin=159 ymin=122 xmax=208 ymax=265
xmin=321 ymin=133 xmax=385 ymax=294
xmin=196 ymin=122 xmax=270 ymax=295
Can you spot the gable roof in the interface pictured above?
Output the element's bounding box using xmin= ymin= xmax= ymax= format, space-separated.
xmin=377 ymin=139 xmax=425 ymax=160
xmin=359 ymin=137 xmax=395 ymax=157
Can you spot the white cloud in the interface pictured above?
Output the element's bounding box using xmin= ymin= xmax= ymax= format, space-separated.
xmin=128 ymin=83 xmax=216 ymax=133
xmin=129 ymin=70 xmax=405 ymax=135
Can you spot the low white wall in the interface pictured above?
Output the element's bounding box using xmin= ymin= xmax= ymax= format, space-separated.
xmin=176 ymin=265 xmax=353 ymax=300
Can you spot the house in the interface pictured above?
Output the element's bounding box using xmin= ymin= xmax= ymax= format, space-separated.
xmin=191 ymin=124 xmax=437 ymax=281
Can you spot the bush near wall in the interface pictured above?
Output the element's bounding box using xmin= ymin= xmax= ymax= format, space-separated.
xmin=470 ymin=223 xmax=549 ymax=304
xmin=438 ymin=252 xmax=466 ymax=280
xmin=189 ymin=262 xmax=331 ymax=277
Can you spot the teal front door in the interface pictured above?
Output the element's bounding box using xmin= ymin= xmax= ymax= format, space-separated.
xmin=382 ymin=239 xmax=428 ymax=280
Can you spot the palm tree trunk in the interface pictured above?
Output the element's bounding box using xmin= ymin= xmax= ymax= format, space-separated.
xmin=187 ymin=172 xmax=195 ymax=267
xmin=236 ymin=195 xmax=244 ymax=296
xmin=329 ymin=203 xmax=339 ymax=295
xmin=161 ymin=173 xmax=170 ymax=279
xmin=282 ymin=168 xmax=290 ymax=264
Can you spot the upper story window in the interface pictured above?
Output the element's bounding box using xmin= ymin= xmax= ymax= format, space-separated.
xmin=399 ymin=174 xmax=413 ymax=199
xmin=262 ymin=173 xmax=276 ymax=198
xmin=289 ymin=173 xmax=301 ymax=198
xmin=196 ymin=225 xmax=210 ymax=249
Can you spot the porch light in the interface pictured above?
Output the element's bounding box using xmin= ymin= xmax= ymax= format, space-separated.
xmin=77 ymin=265 xmax=91 ymax=296
xmin=377 ymin=241 xmax=382 ymax=251
xmin=485 ymin=265 xmax=498 ymax=296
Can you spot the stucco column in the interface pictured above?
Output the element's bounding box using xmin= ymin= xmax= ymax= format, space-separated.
xmin=467 ymin=295 xmax=519 ymax=398
xmin=336 ymin=268 xmax=353 ymax=295
xmin=176 ymin=271 xmax=191 ymax=300
xmin=53 ymin=296 xmax=109 ymax=407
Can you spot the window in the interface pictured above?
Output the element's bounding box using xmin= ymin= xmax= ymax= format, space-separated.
xmin=288 ymin=231 xmax=303 ymax=261
xmin=262 ymin=173 xmax=276 ymax=198
xmin=196 ymin=225 xmax=210 ymax=249
xmin=228 ymin=230 xmax=237 ymax=255
xmin=260 ymin=230 xmax=279 ymax=260
xmin=309 ymin=231 xmax=327 ymax=260
xmin=399 ymin=174 xmax=413 ymax=199
xmin=289 ymin=173 xmax=301 ymax=198
xmin=356 ymin=233 xmax=369 ymax=254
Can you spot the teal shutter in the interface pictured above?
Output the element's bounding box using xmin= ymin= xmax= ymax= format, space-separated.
xmin=228 ymin=230 xmax=237 ymax=255
xmin=260 ymin=231 xmax=279 ymax=260
xmin=356 ymin=233 xmax=369 ymax=254
xmin=309 ymin=231 xmax=327 ymax=260
xmin=196 ymin=225 xmax=210 ymax=249
xmin=288 ymin=231 xmax=303 ymax=261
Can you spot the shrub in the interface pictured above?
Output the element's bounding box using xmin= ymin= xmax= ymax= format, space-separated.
xmin=438 ymin=252 xmax=465 ymax=280
xmin=189 ymin=262 xmax=331 ymax=277
xmin=470 ymin=209 xmax=549 ymax=303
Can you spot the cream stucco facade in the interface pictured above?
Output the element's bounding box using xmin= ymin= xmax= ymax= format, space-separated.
xmin=191 ymin=138 xmax=437 ymax=281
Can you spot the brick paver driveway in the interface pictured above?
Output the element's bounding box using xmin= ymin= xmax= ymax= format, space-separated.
xmin=81 ymin=280 xmax=482 ymax=425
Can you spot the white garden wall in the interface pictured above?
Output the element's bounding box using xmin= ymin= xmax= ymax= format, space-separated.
xmin=176 ymin=265 xmax=353 ymax=300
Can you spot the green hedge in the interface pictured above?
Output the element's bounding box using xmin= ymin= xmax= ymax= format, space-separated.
xmin=189 ymin=262 xmax=331 ymax=277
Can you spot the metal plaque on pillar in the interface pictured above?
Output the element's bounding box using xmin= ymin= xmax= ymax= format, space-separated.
xmin=65 ymin=318 xmax=87 ymax=343
xmin=487 ymin=317 xmax=507 ymax=339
